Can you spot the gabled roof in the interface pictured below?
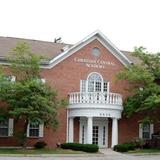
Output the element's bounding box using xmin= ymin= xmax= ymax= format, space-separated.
xmin=44 ymin=30 xmax=132 ymax=68
xmin=0 ymin=30 xmax=136 ymax=69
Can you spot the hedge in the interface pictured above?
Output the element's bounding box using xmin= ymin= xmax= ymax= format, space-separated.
xmin=34 ymin=141 xmax=47 ymax=149
xmin=113 ymin=143 xmax=135 ymax=152
xmin=61 ymin=143 xmax=99 ymax=153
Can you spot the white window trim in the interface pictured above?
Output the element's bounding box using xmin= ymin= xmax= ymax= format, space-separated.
xmin=80 ymin=72 xmax=110 ymax=93
xmin=0 ymin=118 xmax=14 ymax=137
xmin=27 ymin=122 xmax=44 ymax=138
xmin=139 ymin=123 xmax=154 ymax=139
xmin=87 ymin=72 xmax=103 ymax=92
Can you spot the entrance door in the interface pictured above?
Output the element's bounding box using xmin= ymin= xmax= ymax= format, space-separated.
xmin=92 ymin=126 xmax=99 ymax=145
xmin=92 ymin=125 xmax=107 ymax=148
xmin=80 ymin=119 xmax=108 ymax=148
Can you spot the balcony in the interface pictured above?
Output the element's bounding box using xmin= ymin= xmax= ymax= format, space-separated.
xmin=69 ymin=92 xmax=122 ymax=105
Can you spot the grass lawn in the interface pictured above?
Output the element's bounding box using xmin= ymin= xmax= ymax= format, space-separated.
xmin=128 ymin=148 xmax=160 ymax=154
xmin=0 ymin=148 xmax=86 ymax=154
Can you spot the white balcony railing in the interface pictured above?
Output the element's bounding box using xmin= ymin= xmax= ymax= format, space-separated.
xmin=69 ymin=92 xmax=122 ymax=105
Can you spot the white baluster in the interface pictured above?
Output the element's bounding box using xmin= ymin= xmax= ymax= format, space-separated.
xmin=72 ymin=94 xmax=74 ymax=103
xmin=76 ymin=93 xmax=78 ymax=103
xmin=79 ymin=92 xmax=81 ymax=103
xmin=69 ymin=92 xmax=122 ymax=106
xmin=106 ymin=93 xmax=109 ymax=103
xmin=113 ymin=94 xmax=115 ymax=104
xmin=70 ymin=94 xmax=72 ymax=104
xmin=109 ymin=93 xmax=112 ymax=104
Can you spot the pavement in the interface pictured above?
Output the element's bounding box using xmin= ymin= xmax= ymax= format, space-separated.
xmin=0 ymin=149 xmax=160 ymax=160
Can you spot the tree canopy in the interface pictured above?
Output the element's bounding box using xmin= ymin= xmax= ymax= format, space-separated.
xmin=0 ymin=42 xmax=67 ymax=146
xmin=117 ymin=47 xmax=160 ymax=122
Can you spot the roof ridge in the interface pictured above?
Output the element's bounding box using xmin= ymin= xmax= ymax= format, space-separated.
xmin=0 ymin=35 xmax=71 ymax=46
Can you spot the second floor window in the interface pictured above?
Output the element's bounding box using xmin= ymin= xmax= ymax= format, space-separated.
xmin=80 ymin=72 xmax=109 ymax=93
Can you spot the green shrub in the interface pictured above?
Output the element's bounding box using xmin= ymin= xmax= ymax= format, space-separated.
xmin=61 ymin=143 xmax=99 ymax=153
xmin=113 ymin=143 xmax=135 ymax=152
xmin=81 ymin=144 xmax=98 ymax=152
xmin=34 ymin=141 xmax=47 ymax=149
xmin=131 ymin=138 xmax=146 ymax=149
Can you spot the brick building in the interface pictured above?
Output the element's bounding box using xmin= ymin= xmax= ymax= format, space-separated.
xmin=0 ymin=30 xmax=158 ymax=148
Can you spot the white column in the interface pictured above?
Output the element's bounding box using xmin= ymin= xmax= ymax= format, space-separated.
xmin=68 ymin=117 xmax=74 ymax=142
xmin=111 ymin=118 xmax=118 ymax=148
xmin=87 ymin=117 xmax=93 ymax=144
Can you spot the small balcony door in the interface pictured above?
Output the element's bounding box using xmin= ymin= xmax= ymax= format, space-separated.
xmin=80 ymin=72 xmax=109 ymax=93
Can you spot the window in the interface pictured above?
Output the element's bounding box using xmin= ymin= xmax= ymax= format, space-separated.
xmin=95 ymin=81 xmax=101 ymax=92
xmin=139 ymin=123 xmax=154 ymax=139
xmin=80 ymin=80 xmax=86 ymax=92
xmin=0 ymin=119 xmax=14 ymax=137
xmin=92 ymin=47 xmax=101 ymax=57
xmin=103 ymin=81 xmax=108 ymax=92
xmin=0 ymin=119 xmax=8 ymax=136
xmin=82 ymin=125 xmax=85 ymax=144
xmin=88 ymin=73 xmax=102 ymax=92
xmin=29 ymin=122 xmax=40 ymax=137
xmin=103 ymin=126 xmax=106 ymax=145
xmin=142 ymin=124 xmax=150 ymax=139
xmin=27 ymin=121 xmax=44 ymax=138
xmin=88 ymin=73 xmax=102 ymax=82
xmin=80 ymin=73 xmax=110 ymax=93
xmin=92 ymin=126 xmax=99 ymax=145
xmin=88 ymin=81 xmax=94 ymax=92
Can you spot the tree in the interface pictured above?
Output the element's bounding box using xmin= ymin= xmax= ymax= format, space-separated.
xmin=0 ymin=42 xmax=67 ymax=147
xmin=117 ymin=47 xmax=160 ymax=122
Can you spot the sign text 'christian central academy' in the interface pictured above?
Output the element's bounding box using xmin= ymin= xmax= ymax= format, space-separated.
xmin=74 ymin=57 xmax=115 ymax=69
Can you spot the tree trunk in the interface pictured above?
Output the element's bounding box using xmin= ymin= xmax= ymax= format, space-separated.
xmin=21 ymin=119 xmax=29 ymax=148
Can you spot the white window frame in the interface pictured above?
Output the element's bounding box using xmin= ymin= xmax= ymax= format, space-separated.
xmin=0 ymin=118 xmax=14 ymax=137
xmin=139 ymin=123 xmax=154 ymax=139
xmin=87 ymin=72 xmax=103 ymax=93
xmin=80 ymin=80 xmax=86 ymax=92
xmin=27 ymin=122 xmax=44 ymax=138
xmin=80 ymin=72 xmax=110 ymax=93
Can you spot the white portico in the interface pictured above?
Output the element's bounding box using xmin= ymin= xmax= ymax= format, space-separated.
xmin=67 ymin=72 xmax=123 ymax=148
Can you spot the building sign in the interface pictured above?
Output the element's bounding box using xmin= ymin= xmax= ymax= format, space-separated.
xmin=74 ymin=57 xmax=115 ymax=69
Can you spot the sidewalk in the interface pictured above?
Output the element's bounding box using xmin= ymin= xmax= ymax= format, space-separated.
xmin=0 ymin=149 xmax=160 ymax=160
xmin=100 ymin=149 xmax=160 ymax=160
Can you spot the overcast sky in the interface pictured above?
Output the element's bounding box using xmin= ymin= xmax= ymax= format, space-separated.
xmin=0 ymin=0 xmax=160 ymax=52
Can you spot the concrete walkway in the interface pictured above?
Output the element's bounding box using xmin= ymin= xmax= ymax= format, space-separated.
xmin=0 ymin=149 xmax=160 ymax=160
xmin=100 ymin=149 xmax=160 ymax=160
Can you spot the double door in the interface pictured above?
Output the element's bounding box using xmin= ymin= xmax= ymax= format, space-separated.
xmin=80 ymin=120 xmax=108 ymax=148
